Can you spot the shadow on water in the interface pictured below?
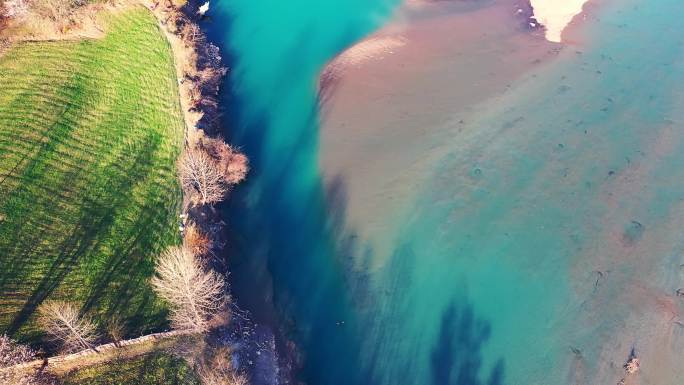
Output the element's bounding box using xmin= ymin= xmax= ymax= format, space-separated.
xmin=431 ymin=302 xmax=505 ymax=385
xmin=350 ymin=237 xmax=506 ymax=385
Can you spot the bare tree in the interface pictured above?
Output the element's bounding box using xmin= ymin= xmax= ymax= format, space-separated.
xmin=179 ymin=20 xmax=203 ymax=45
xmin=104 ymin=315 xmax=125 ymax=346
xmin=178 ymin=148 xmax=227 ymax=205
xmin=37 ymin=301 xmax=98 ymax=353
xmin=151 ymin=246 xmax=226 ymax=332
xmin=172 ymin=340 xmax=246 ymax=385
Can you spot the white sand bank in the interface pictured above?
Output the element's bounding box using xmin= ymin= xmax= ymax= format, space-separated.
xmin=530 ymin=0 xmax=590 ymax=42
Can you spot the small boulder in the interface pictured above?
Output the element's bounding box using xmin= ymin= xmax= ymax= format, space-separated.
xmin=624 ymin=357 xmax=640 ymax=375
xmin=197 ymin=1 xmax=210 ymax=17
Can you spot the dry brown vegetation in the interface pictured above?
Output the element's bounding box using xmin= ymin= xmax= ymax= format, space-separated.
xmin=103 ymin=316 xmax=125 ymax=345
xmin=199 ymin=137 xmax=249 ymax=186
xmin=1 ymin=0 xmax=28 ymax=19
xmin=24 ymin=0 xmax=85 ymax=22
xmin=195 ymin=346 xmax=247 ymax=385
xmin=37 ymin=301 xmax=98 ymax=353
xmin=151 ymin=0 xmax=226 ymax=134
xmin=152 ymin=0 xmax=248 ymax=207
xmin=0 ymin=0 xmax=111 ymax=41
xmin=148 ymin=5 xmax=249 ymax=381
xmin=0 ymin=335 xmax=58 ymax=385
xmin=172 ymin=341 xmax=246 ymax=385
xmin=184 ymin=222 xmax=214 ymax=257
xmin=151 ymin=246 xmax=227 ymax=332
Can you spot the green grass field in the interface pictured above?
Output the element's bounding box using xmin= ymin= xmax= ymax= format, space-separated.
xmin=0 ymin=7 xmax=184 ymax=342
xmin=60 ymin=352 xmax=200 ymax=385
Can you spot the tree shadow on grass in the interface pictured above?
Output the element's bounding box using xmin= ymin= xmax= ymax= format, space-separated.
xmin=2 ymin=134 xmax=179 ymax=340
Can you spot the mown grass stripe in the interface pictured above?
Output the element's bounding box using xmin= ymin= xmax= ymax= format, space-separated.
xmin=0 ymin=7 xmax=184 ymax=343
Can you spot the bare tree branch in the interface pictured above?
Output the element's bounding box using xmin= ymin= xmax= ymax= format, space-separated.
xmin=178 ymin=148 xmax=227 ymax=205
xmin=151 ymin=246 xmax=226 ymax=332
xmin=37 ymin=301 xmax=98 ymax=353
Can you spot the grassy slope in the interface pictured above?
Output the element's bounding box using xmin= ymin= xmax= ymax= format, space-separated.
xmin=60 ymin=351 xmax=200 ymax=385
xmin=0 ymin=7 xmax=183 ymax=341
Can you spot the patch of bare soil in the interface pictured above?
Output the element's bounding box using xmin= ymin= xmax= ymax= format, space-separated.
xmin=0 ymin=0 xmax=124 ymax=43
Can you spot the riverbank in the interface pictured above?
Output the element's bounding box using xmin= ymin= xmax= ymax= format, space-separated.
xmin=136 ymin=1 xmax=264 ymax=383
xmin=1 ymin=0 xmax=254 ymax=382
xmin=150 ymin=2 xmax=286 ymax=384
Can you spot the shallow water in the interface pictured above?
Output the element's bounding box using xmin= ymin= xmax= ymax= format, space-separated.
xmin=206 ymin=0 xmax=684 ymax=384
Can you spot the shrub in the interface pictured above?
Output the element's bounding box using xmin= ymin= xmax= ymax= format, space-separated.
xmin=0 ymin=335 xmax=36 ymax=368
xmin=1 ymin=0 xmax=29 ymax=19
xmin=199 ymin=137 xmax=248 ymax=186
xmin=195 ymin=346 xmax=247 ymax=385
xmin=184 ymin=222 xmax=213 ymax=257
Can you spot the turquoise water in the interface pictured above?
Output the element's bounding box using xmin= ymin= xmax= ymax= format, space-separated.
xmin=203 ymin=0 xmax=400 ymax=383
xmin=206 ymin=0 xmax=684 ymax=384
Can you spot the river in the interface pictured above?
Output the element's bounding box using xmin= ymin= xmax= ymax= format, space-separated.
xmin=203 ymin=0 xmax=684 ymax=384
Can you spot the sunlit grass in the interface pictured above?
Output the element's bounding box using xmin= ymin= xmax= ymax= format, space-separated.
xmin=0 ymin=7 xmax=184 ymax=342
xmin=60 ymin=351 xmax=200 ymax=385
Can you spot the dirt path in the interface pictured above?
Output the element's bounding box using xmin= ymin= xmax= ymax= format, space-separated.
xmin=1 ymin=330 xmax=195 ymax=377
